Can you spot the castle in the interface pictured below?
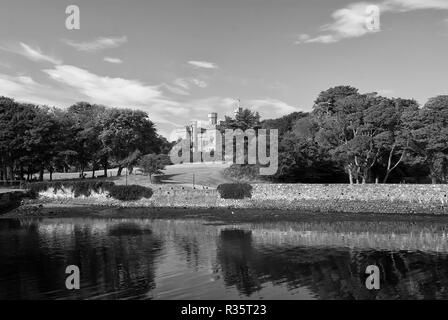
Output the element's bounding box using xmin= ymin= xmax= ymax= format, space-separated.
xmin=174 ymin=106 xmax=243 ymax=153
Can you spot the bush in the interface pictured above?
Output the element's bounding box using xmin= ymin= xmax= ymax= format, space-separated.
xmin=107 ymin=185 xmax=153 ymax=201
xmin=25 ymin=180 xmax=115 ymax=198
xmin=217 ymin=183 xmax=253 ymax=199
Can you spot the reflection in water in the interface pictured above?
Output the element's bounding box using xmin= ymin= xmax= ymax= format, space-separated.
xmin=1 ymin=216 xmax=448 ymax=299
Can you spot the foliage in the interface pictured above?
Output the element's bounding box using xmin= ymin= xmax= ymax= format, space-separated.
xmin=107 ymin=185 xmax=153 ymax=201
xmin=217 ymin=183 xmax=253 ymax=199
xmin=0 ymin=97 xmax=168 ymax=181
xmin=405 ymin=96 xmax=448 ymax=183
xmin=25 ymin=180 xmax=153 ymax=201
xmin=218 ymin=108 xmax=261 ymax=131
xmin=138 ymin=154 xmax=170 ymax=182
xmin=262 ymin=112 xmax=308 ymax=137
xmin=25 ymin=180 xmax=115 ymax=198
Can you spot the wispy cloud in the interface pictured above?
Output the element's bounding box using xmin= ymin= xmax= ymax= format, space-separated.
xmin=0 ymin=42 xmax=63 ymax=64
xmin=170 ymin=77 xmax=209 ymax=92
xmin=0 ymin=73 xmax=77 ymax=106
xmin=248 ymin=98 xmax=297 ymax=115
xmin=62 ymin=36 xmax=127 ymax=52
xmin=163 ymin=83 xmax=190 ymax=96
xmin=297 ymin=0 xmax=448 ymax=44
xmin=188 ymin=60 xmax=219 ymax=69
xmin=104 ymin=57 xmax=123 ymax=64
xmin=382 ymin=0 xmax=448 ymax=11
xmin=43 ymin=64 xmax=167 ymax=107
xmin=191 ymin=78 xmax=208 ymax=88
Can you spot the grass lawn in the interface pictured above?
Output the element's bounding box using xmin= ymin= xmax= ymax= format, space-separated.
xmin=38 ymin=163 xmax=233 ymax=189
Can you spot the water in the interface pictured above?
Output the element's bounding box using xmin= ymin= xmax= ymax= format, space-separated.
xmin=1 ymin=214 xmax=448 ymax=300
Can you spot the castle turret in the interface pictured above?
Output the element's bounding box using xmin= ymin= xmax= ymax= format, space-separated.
xmin=233 ymin=107 xmax=242 ymax=118
xmin=208 ymin=112 xmax=217 ymax=125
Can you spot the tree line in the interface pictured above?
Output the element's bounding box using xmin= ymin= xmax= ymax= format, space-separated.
xmin=225 ymin=86 xmax=448 ymax=184
xmin=0 ymin=97 xmax=172 ymax=181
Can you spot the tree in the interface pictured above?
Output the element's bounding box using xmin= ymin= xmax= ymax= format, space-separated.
xmin=373 ymin=98 xmax=420 ymax=183
xmin=219 ymin=108 xmax=261 ymax=131
xmin=405 ymin=96 xmax=448 ymax=183
xmin=313 ymin=86 xmax=359 ymax=118
xmin=275 ymin=116 xmax=345 ymax=182
xmin=99 ymin=108 xmax=159 ymax=176
xmin=66 ymin=102 xmax=107 ymax=178
xmin=139 ymin=154 xmax=169 ymax=183
xmin=313 ymin=91 xmax=413 ymax=184
xmin=121 ymin=149 xmax=142 ymax=174
xmin=262 ymin=112 xmax=307 ymax=137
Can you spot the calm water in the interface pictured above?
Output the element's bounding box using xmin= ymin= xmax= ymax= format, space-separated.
xmin=2 ymin=215 xmax=448 ymax=300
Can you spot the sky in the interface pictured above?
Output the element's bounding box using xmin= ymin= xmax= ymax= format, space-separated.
xmin=1 ymin=0 xmax=448 ymax=139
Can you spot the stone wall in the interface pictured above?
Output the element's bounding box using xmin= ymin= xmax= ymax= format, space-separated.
xmin=34 ymin=184 xmax=448 ymax=215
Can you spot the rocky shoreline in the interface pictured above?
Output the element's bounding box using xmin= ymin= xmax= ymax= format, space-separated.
xmin=3 ymin=198 xmax=448 ymax=224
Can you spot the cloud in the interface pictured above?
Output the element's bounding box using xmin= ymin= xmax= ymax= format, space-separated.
xmin=171 ymin=77 xmax=208 ymax=92
xmin=297 ymin=0 xmax=448 ymax=44
xmin=0 ymin=72 xmax=77 ymax=106
xmin=191 ymin=78 xmax=208 ymax=88
xmin=247 ymin=98 xmax=297 ymax=116
xmin=188 ymin=60 xmax=219 ymax=69
xmin=4 ymin=42 xmax=63 ymax=64
xmin=382 ymin=0 xmax=448 ymax=11
xmin=296 ymin=3 xmax=379 ymax=44
xmin=62 ymin=36 xmax=127 ymax=52
xmin=174 ymin=78 xmax=191 ymax=89
xmin=162 ymin=83 xmax=190 ymax=96
xmin=104 ymin=57 xmax=123 ymax=64
xmin=42 ymin=64 xmax=170 ymax=108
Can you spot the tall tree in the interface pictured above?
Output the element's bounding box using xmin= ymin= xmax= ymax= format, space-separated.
xmin=99 ymin=108 xmax=159 ymax=176
xmin=406 ymin=96 xmax=448 ymax=183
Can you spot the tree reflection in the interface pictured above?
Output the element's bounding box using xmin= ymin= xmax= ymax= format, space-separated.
xmin=0 ymin=219 xmax=163 ymax=300
xmin=215 ymin=228 xmax=448 ymax=299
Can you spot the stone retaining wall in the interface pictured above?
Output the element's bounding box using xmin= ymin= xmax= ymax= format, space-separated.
xmin=34 ymin=184 xmax=448 ymax=215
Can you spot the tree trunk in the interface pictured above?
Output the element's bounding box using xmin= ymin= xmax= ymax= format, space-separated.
xmin=383 ymin=171 xmax=391 ymax=184
xmin=103 ymin=162 xmax=108 ymax=177
xmin=49 ymin=171 xmax=53 ymax=182
xmin=39 ymin=167 xmax=44 ymax=181
xmin=347 ymin=167 xmax=353 ymax=184
xmin=117 ymin=166 xmax=123 ymax=177
xmin=92 ymin=168 xmax=95 ymax=179
xmin=6 ymin=165 xmax=13 ymax=180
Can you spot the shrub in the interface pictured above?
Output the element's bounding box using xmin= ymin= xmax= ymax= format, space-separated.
xmin=217 ymin=183 xmax=253 ymax=199
xmin=25 ymin=180 xmax=116 ymax=198
xmin=107 ymin=185 xmax=153 ymax=201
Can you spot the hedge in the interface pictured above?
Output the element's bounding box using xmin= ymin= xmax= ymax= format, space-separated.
xmin=25 ymin=180 xmax=115 ymax=198
xmin=25 ymin=180 xmax=153 ymax=201
xmin=107 ymin=185 xmax=153 ymax=201
xmin=216 ymin=183 xmax=253 ymax=199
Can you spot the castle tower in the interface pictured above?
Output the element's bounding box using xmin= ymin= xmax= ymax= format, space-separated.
xmin=233 ymin=99 xmax=242 ymax=118
xmin=208 ymin=112 xmax=217 ymax=126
